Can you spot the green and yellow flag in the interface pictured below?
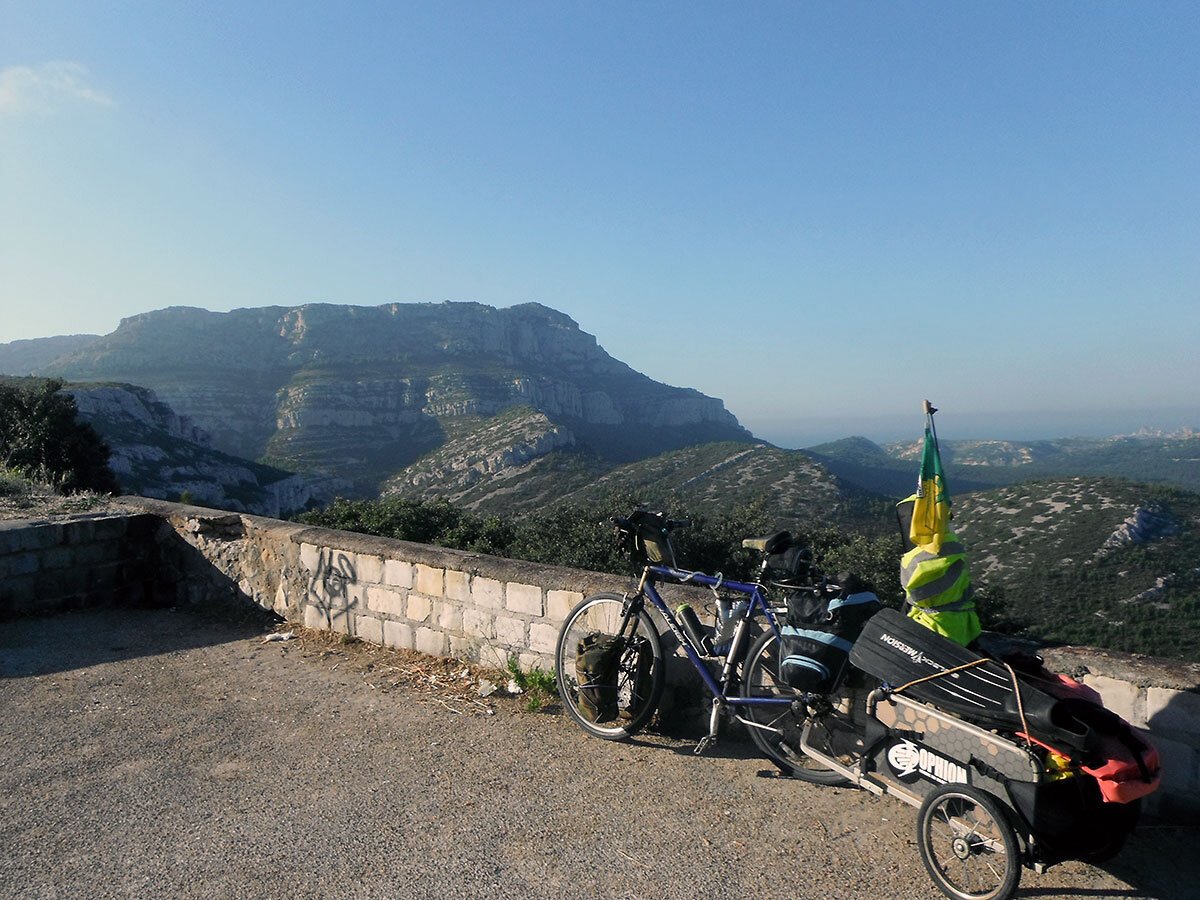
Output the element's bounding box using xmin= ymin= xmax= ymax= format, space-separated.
xmin=910 ymin=403 xmax=950 ymax=554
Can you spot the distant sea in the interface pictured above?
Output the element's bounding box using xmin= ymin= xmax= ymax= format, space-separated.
xmin=751 ymin=406 xmax=1200 ymax=450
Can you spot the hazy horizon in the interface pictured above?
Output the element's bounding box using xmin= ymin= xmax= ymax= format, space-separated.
xmin=754 ymin=405 xmax=1200 ymax=451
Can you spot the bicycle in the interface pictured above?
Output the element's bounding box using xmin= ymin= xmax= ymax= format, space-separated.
xmin=553 ymin=509 xmax=859 ymax=783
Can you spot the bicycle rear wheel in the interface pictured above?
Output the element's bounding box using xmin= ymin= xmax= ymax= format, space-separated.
xmin=555 ymin=592 xmax=665 ymax=740
xmin=740 ymin=630 xmax=850 ymax=785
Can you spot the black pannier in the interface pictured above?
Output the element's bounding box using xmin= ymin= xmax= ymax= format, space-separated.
xmin=575 ymin=632 xmax=625 ymax=723
xmin=779 ymin=590 xmax=883 ymax=692
xmin=574 ymin=632 xmax=654 ymax=723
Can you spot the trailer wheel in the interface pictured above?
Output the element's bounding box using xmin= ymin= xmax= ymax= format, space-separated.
xmin=917 ymin=784 xmax=1021 ymax=900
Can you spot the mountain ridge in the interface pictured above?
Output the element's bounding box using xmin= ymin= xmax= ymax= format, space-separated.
xmin=14 ymin=302 xmax=751 ymax=495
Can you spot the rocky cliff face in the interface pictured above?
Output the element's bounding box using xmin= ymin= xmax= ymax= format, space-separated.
xmin=71 ymin=384 xmax=212 ymax=447
xmin=38 ymin=302 xmax=751 ymax=495
xmin=67 ymin=383 xmax=327 ymax=517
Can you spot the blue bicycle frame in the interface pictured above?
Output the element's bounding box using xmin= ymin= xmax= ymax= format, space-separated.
xmin=640 ymin=564 xmax=794 ymax=709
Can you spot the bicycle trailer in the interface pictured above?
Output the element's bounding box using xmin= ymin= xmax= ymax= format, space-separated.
xmin=794 ymin=608 xmax=1159 ymax=900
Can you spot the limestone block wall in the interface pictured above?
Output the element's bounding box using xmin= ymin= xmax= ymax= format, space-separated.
xmin=0 ymin=513 xmax=158 ymax=617
xmin=131 ymin=500 xmax=625 ymax=671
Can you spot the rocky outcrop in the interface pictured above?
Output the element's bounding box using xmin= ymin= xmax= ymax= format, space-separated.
xmin=1096 ymin=506 xmax=1180 ymax=558
xmin=383 ymin=409 xmax=578 ymax=506
xmin=70 ymin=384 xmax=211 ymax=446
xmin=36 ymin=302 xmax=751 ymax=494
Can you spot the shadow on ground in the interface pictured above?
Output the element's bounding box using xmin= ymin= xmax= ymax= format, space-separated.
xmin=0 ymin=605 xmax=276 ymax=678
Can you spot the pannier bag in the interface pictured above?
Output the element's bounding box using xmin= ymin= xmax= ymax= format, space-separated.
xmin=575 ymin=632 xmax=626 ymax=723
xmin=779 ymin=590 xmax=883 ymax=692
xmin=780 ymin=627 xmax=854 ymax=692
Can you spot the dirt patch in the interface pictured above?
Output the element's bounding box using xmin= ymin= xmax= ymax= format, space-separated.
xmin=263 ymin=623 xmax=554 ymax=716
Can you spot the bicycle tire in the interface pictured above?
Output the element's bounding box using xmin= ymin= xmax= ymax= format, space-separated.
xmin=917 ymin=784 xmax=1021 ymax=900
xmin=740 ymin=629 xmax=850 ymax=785
xmin=555 ymin=592 xmax=665 ymax=741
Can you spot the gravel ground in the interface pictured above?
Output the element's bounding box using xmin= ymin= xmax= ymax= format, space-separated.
xmin=1 ymin=608 xmax=1194 ymax=900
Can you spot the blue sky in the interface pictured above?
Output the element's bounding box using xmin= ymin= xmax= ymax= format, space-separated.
xmin=2 ymin=2 xmax=1197 ymax=446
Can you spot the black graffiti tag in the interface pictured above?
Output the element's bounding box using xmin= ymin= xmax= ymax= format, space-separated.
xmin=308 ymin=548 xmax=357 ymax=612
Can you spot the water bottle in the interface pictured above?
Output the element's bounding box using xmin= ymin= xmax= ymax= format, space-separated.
xmin=712 ymin=599 xmax=749 ymax=655
xmin=676 ymin=603 xmax=714 ymax=656
xmin=716 ymin=596 xmax=734 ymax=622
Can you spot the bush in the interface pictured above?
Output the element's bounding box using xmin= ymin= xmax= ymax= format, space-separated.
xmin=808 ymin=527 xmax=905 ymax=605
xmin=295 ymin=490 xmax=906 ymax=592
xmin=0 ymin=378 xmax=119 ymax=493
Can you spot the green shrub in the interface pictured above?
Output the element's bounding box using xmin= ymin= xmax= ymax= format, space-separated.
xmin=0 ymin=378 xmax=119 ymax=493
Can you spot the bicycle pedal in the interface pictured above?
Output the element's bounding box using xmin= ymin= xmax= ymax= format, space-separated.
xmin=694 ymin=735 xmax=717 ymax=755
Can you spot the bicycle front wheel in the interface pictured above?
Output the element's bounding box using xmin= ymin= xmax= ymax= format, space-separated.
xmin=555 ymin=592 xmax=665 ymax=740
xmin=741 ymin=629 xmax=850 ymax=785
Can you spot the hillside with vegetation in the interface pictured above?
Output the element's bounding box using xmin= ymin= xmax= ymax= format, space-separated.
xmin=385 ymin=436 xmax=892 ymax=528
xmin=954 ymin=478 xmax=1200 ymax=660
xmin=888 ymin=434 xmax=1200 ymax=494
xmin=540 ymin=441 xmax=892 ymax=530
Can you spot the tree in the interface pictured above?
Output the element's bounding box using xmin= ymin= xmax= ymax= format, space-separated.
xmin=0 ymin=378 xmax=120 ymax=493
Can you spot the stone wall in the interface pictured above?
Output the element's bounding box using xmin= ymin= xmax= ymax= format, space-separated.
xmin=6 ymin=499 xmax=1200 ymax=820
xmin=132 ymin=501 xmax=621 ymax=669
xmin=0 ymin=513 xmax=158 ymax=617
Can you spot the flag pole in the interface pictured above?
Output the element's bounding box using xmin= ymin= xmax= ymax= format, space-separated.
xmin=924 ymin=399 xmax=940 ymax=452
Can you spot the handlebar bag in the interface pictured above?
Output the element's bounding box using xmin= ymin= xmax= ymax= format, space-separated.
xmin=622 ymin=510 xmax=678 ymax=568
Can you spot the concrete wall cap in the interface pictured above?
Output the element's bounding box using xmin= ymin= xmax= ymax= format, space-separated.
xmin=1041 ymin=645 xmax=1200 ymax=694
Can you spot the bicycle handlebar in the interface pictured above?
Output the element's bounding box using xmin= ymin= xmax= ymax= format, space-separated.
xmin=609 ymin=514 xmax=690 ymax=532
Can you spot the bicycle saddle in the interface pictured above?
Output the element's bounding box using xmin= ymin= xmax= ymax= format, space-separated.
xmin=742 ymin=531 xmax=794 ymax=554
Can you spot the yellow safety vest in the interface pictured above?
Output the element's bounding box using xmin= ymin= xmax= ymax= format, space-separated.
xmin=900 ymin=531 xmax=981 ymax=647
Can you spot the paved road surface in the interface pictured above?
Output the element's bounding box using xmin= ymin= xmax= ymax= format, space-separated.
xmin=1 ymin=609 xmax=1193 ymax=899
